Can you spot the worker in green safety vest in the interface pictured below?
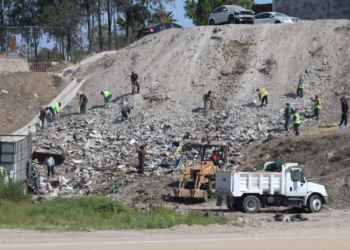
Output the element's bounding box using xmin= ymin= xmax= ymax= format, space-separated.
xmin=101 ymin=91 xmax=112 ymax=107
xmin=202 ymin=91 xmax=212 ymax=115
xmin=297 ymin=74 xmax=305 ymax=98
xmin=284 ymin=103 xmax=294 ymax=131
xmin=49 ymin=102 xmax=61 ymax=122
xmin=31 ymin=159 xmax=40 ymax=194
xmin=292 ymin=110 xmax=301 ymax=136
xmin=256 ymin=88 xmax=268 ymax=107
xmin=310 ymin=95 xmax=321 ymax=120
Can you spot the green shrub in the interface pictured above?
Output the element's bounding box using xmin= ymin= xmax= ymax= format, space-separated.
xmin=0 ymin=174 xmax=28 ymax=202
xmin=321 ymin=169 xmax=331 ymax=176
xmin=255 ymin=161 xmax=265 ymax=170
xmin=96 ymin=200 xmax=129 ymax=213
xmin=0 ymin=197 xmax=229 ymax=231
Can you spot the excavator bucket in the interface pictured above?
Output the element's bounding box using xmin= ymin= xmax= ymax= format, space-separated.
xmin=171 ymin=188 xmax=208 ymax=202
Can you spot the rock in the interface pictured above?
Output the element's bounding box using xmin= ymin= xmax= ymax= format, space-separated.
xmin=1 ymin=90 xmax=8 ymax=94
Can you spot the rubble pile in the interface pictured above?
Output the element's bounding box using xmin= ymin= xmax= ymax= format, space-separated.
xmin=31 ymin=86 xmax=327 ymax=206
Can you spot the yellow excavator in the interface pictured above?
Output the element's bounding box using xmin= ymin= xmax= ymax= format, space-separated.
xmin=172 ymin=141 xmax=229 ymax=202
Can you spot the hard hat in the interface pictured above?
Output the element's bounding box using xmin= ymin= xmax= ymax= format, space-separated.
xmin=77 ymin=91 xmax=82 ymax=96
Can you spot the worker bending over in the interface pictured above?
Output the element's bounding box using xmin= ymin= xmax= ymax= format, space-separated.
xmin=77 ymin=91 xmax=88 ymax=114
xmin=49 ymin=102 xmax=61 ymax=121
xmin=257 ymin=88 xmax=268 ymax=107
xmin=121 ymin=104 xmax=133 ymax=123
xmin=101 ymin=91 xmax=112 ymax=107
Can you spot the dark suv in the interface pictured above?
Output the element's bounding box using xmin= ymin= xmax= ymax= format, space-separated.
xmin=137 ymin=22 xmax=182 ymax=38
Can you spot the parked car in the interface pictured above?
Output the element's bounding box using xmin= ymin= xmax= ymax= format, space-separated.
xmin=208 ymin=5 xmax=255 ymax=25
xmin=137 ymin=23 xmax=182 ymax=38
xmin=255 ymin=12 xmax=300 ymax=24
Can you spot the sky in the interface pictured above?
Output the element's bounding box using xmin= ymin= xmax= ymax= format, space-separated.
xmin=166 ymin=0 xmax=273 ymax=27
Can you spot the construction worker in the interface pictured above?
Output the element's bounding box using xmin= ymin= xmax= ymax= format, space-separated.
xmin=130 ymin=71 xmax=140 ymax=95
xmin=49 ymin=102 xmax=61 ymax=122
xmin=292 ymin=110 xmax=300 ymax=136
xmin=257 ymin=88 xmax=268 ymax=107
xmin=310 ymin=95 xmax=321 ymax=120
xmin=137 ymin=144 xmax=147 ymax=176
xmin=44 ymin=154 xmax=55 ymax=178
xmin=77 ymin=91 xmax=88 ymax=114
xmin=31 ymin=159 xmax=40 ymax=194
xmin=202 ymin=91 xmax=212 ymax=114
xmin=39 ymin=107 xmax=48 ymax=131
xmin=101 ymin=91 xmax=112 ymax=107
xmin=121 ymin=104 xmax=133 ymax=122
xmin=339 ymin=97 xmax=349 ymax=127
xmin=296 ymin=74 xmax=305 ymax=98
xmin=284 ymin=103 xmax=294 ymax=131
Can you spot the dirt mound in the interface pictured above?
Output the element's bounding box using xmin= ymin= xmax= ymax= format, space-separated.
xmin=24 ymin=19 xmax=350 ymax=208
xmin=0 ymin=72 xmax=69 ymax=134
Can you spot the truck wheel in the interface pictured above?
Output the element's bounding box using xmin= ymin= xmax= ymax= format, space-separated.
xmin=228 ymin=16 xmax=234 ymax=24
xmin=242 ymin=195 xmax=260 ymax=213
xmin=207 ymin=181 xmax=216 ymax=194
xmin=308 ymin=195 xmax=323 ymax=213
xmin=209 ymin=20 xmax=215 ymax=25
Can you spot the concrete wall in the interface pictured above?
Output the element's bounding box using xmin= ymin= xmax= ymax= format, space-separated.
xmin=0 ymin=58 xmax=29 ymax=72
xmin=273 ymin=0 xmax=350 ymax=20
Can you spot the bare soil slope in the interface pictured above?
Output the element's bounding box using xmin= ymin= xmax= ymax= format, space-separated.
xmin=0 ymin=72 xmax=68 ymax=134
xmin=77 ymin=20 xmax=350 ymax=125
xmin=27 ymin=20 xmax=350 ymax=209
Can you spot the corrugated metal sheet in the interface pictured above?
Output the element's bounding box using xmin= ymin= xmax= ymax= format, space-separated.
xmin=0 ymin=135 xmax=30 ymax=182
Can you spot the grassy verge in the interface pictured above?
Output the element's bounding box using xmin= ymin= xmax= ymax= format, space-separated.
xmin=0 ymin=174 xmax=29 ymax=202
xmin=0 ymin=197 xmax=229 ymax=231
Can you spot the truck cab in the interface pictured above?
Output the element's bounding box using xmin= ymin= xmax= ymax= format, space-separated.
xmin=216 ymin=162 xmax=328 ymax=213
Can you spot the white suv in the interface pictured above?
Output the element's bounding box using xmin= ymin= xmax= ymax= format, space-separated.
xmin=255 ymin=12 xmax=300 ymax=24
xmin=208 ymin=5 xmax=255 ymax=25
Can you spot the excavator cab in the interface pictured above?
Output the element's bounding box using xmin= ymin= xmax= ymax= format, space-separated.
xmin=172 ymin=141 xmax=229 ymax=202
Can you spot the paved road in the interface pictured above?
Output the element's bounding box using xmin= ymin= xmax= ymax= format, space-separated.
xmin=1 ymin=229 xmax=350 ymax=250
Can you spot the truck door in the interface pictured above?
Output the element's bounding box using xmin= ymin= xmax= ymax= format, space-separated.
xmin=286 ymin=169 xmax=308 ymax=197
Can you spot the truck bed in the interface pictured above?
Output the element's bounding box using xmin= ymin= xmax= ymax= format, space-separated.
xmin=216 ymin=171 xmax=284 ymax=197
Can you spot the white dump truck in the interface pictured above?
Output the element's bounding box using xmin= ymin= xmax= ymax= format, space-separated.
xmin=215 ymin=162 xmax=328 ymax=213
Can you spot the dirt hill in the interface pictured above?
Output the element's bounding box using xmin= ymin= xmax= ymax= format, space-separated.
xmin=6 ymin=20 xmax=350 ymax=207
xmin=0 ymin=72 xmax=69 ymax=134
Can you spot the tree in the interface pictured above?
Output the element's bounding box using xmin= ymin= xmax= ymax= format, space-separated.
xmin=81 ymin=0 xmax=93 ymax=53
xmin=0 ymin=0 xmax=11 ymax=52
xmin=151 ymin=10 xmax=177 ymax=24
xmin=184 ymin=0 xmax=255 ymax=26
xmin=41 ymin=0 xmax=84 ymax=59
xmin=8 ymin=0 xmax=56 ymax=58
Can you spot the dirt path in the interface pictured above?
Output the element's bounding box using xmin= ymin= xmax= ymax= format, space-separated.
xmin=1 ymin=226 xmax=349 ymax=250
